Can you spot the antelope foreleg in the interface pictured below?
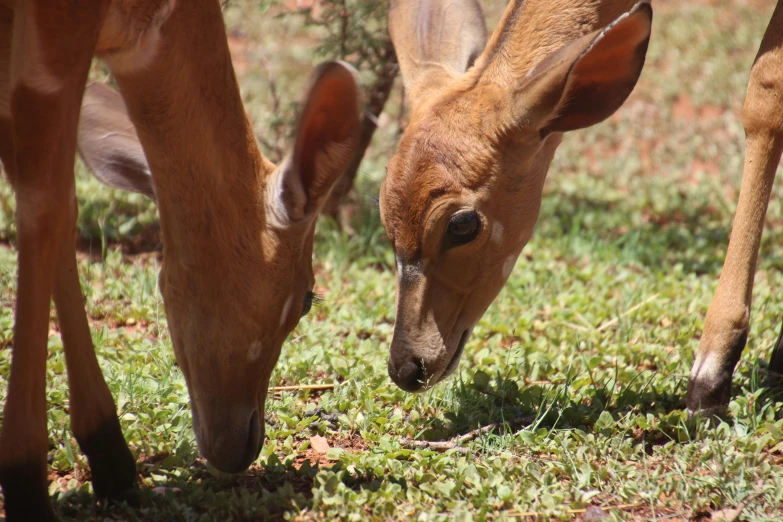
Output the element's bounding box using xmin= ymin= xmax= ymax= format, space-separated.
xmin=0 ymin=2 xmax=106 ymax=519
xmin=688 ymin=1 xmax=783 ymax=414
xmin=53 ymin=233 xmax=138 ymax=502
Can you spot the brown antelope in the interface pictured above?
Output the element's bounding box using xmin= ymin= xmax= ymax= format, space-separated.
xmin=0 ymin=0 xmax=360 ymax=519
xmin=380 ymin=0 xmax=783 ymax=412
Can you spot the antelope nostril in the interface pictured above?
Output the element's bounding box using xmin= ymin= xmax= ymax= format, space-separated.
xmin=393 ymin=358 xmax=426 ymax=392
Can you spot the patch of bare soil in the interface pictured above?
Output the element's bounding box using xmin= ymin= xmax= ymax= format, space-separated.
xmin=296 ymin=433 xmax=368 ymax=469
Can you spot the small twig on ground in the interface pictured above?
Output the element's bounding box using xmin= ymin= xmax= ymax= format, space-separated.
xmin=272 ymin=384 xmax=336 ymax=392
xmin=506 ymin=502 xmax=643 ymax=518
xmin=596 ymin=293 xmax=660 ymax=332
xmin=400 ymin=416 xmax=535 ymax=453
xmin=525 ymin=379 xmax=555 ymax=386
xmin=556 ymin=320 xmax=590 ymax=332
xmin=574 ymin=311 xmax=594 ymax=330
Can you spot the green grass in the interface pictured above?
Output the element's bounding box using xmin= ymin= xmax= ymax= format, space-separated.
xmin=2 ymin=0 xmax=783 ymax=520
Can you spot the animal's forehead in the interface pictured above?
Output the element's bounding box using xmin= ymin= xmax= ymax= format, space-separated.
xmin=382 ymin=158 xmax=455 ymax=260
xmin=381 ymin=108 xmax=497 ymax=258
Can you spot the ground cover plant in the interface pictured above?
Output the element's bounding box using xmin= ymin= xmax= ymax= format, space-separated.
xmin=1 ymin=0 xmax=783 ymax=520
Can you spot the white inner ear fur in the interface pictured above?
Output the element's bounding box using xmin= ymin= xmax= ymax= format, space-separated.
xmin=266 ymin=159 xmax=308 ymax=227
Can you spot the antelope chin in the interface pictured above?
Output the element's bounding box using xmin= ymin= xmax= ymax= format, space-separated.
xmin=440 ymin=329 xmax=471 ymax=381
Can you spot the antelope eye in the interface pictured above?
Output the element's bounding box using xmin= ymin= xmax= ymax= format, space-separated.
xmin=446 ymin=211 xmax=481 ymax=246
xmin=301 ymin=291 xmax=315 ymax=317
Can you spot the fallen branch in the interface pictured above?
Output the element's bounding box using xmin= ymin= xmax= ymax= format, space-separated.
xmin=272 ymin=384 xmax=336 ymax=392
xmin=526 ymin=380 xmax=556 ymax=386
xmin=506 ymin=502 xmax=643 ymax=518
xmin=400 ymin=416 xmax=535 ymax=453
xmin=556 ymin=320 xmax=590 ymax=332
xmin=596 ymin=293 xmax=660 ymax=331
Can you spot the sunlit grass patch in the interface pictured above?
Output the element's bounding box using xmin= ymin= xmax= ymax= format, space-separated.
xmin=2 ymin=0 xmax=783 ymax=520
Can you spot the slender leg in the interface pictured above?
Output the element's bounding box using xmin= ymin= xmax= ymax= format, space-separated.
xmin=53 ymin=219 xmax=138 ymax=501
xmin=0 ymin=2 xmax=105 ymax=520
xmin=687 ymin=0 xmax=783 ymax=413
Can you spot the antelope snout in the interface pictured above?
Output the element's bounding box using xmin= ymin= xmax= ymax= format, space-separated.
xmin=192 ymin=403 xmax=263 ymax=473
xmin=388 ymin=328 xmax=472 ymax=392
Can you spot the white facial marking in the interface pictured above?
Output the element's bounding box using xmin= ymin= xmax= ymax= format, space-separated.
xmin=248 ymin=340 xmax=263 ymax=362
xmin=12 ymin=2 xmax=64 ymax=94
xmin=502 ymin=255 xmax=517 ymax=280
xmin=491 ymin=222 xmax=504 ymax=244
xmin=279 ymin=293 xmax=295 ymax=328
xmin=102 ymin=0 xmax=177 ymax=75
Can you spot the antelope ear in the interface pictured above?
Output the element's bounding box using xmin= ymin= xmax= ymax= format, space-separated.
xmin=507 ymin=1 xmax=652 ymax=137
xmin=390 ymin=0 xmax=487 ymax=113
xmin=271 ymin=61 xmax=361 ymax=223
xmin=77 ymin=82 xmax=156 ymax=200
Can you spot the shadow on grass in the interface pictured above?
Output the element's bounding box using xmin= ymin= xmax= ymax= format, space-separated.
xmin=411 ymin=362 xmax=783 ymax=457
xmin=49 ymin=454 xmax=384 ymax=522
xmin=75 ymin=222 xmax=162 ymax=262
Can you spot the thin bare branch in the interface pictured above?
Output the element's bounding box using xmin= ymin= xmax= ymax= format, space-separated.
xmin=272 ymin=384 xmax=336 ymax=392
xmin=400 ymin=416 xmax=535 ymax=453
xmin=507 ymin=502 xmax=644 ymax=518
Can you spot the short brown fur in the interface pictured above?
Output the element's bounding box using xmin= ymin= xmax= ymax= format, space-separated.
xmin=384 ymin=0 xmax=783 ymax=416
xmin=0 ymin=1 xmax=361 ymax=519
xmin=383 ymin=0 xmax=651 ymax=391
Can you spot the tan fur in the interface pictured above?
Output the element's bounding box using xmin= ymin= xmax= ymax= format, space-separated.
xmin=0 ymin=0 xmax=360 ymax=513
xmin=385 ymin=0 xmax=783 ymax=413
xmin=382 ymin=0 xmax=653 ymax=391
xmin=688 ymin=0 xmax=783 ymax=412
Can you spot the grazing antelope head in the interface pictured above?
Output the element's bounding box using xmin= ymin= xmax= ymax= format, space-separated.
xmin=380 ymin=0 xmax=652 ymax=391
xmin=69 ymin=10 xmax=360 ymax=476
xmin=76 ymin=63 xmax=360 ymax=472
xmin=0 ymin=0 xmax=361 ymax=515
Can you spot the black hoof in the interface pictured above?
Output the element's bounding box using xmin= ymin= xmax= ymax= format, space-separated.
xmin=687 ymin=330 xmax=746 ymax=416
xmin=0 ymin=462 xmax=56 ymax=522
xmin=76 ymin=416 xmax=138 ymax=504
xmin=686 ymin=373 xmax=732 ymax=417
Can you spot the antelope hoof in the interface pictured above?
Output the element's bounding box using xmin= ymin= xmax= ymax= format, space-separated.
xmin=686 ymin=338 xmax=747 ymax=418
xmin=77 ymin=416 xmax=138 ymax=505
xmin=0 ymin=462 xmax=57 ymax=522
xmin=686 ymin=373 xmax=732 ymax=419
